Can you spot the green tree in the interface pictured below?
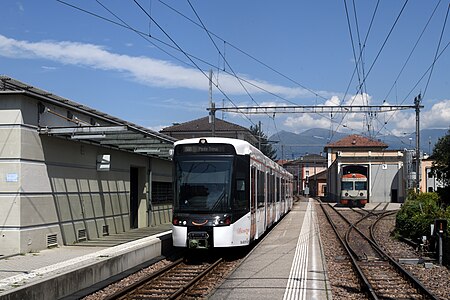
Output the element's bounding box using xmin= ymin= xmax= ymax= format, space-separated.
xmin=431 ymin=129 xmax=450 ymax=205
xmin=249 ymin=124 xmax=277 ymax=160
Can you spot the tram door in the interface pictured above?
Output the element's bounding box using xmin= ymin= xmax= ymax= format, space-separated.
xmin=250 ymin=166 xmax=257 ymax=240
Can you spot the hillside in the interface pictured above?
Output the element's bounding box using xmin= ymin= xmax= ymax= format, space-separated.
xmin=269 ymin=128 xmax=448 ymax=160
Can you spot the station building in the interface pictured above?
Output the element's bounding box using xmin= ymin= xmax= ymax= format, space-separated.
xmin=325 ymin=134 xmax=406 ymax=203
xmin=403 ymin=150 xmax=444 ymax=194
xmin=0 ymin=76 xmax=176 ymax=256
xmin=280 ymin=154 xmax=327 ymax=196
xmin=421 ymin=156 xmax=444 ymax=193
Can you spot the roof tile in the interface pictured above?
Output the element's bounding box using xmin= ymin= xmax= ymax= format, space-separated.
xmin=325 ymin=134 xmax=388 ymax=149
xmin=161 ymin=116 xmax=249 ymax=132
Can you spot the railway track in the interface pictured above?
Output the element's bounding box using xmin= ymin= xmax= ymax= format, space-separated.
xmin=102 ymin=256 xmax=221 ymax=300
xmin=321 ymin=202 xmax=438 ymax=300
xmin=100 ymin=253 xmax=242 ymax=300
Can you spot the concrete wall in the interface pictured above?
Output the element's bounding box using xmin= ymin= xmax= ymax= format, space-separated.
xmin=0 ymin=94 xmax=173 ymax=256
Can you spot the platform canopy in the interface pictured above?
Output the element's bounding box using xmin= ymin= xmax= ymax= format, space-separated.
xmin=39 ymin=125 xmax=175 ymax=158
xmin=1 ymin=76 xmax=176 ymax=159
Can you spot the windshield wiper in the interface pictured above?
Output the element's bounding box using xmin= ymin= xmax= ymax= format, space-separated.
xmin=211 ymin=191 xmax=226 ymax=210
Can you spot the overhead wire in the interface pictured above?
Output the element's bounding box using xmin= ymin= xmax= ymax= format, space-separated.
xmin=186 ymin=0 xmax=274 ymax=124
xmin=338 ymin=0 xmax=379 ymax=109
xmin=379 ymin=3 xmax=450 ymax=136
xmin=423 ymin=2 xmax=449 ymax=99
xmin=332 ymin=0 xmax=406 ymax=141
xmin=132 ymin=0 xmax=257 ymax=126
xmin=57 ymin=0 xmax=419 ymax=146
xmin=157 ymin=0 xmax=329 ymax=102
xmin=376 ymin=38 xmax=450 ymax=137
xmin=60 ymin=0 xmax=365 ymax=146
xmin=382 ymin=0 xmax=442 ymax=104
xmin=357 ymin=0 xmax=409 ymax=95
xmin=58 ymin=0 xmax=314 ymax=113
xmin=345 ymin=0 xmax=371 ymax=134
xmin=352 ymin=0 xmax=372 ymax=136
xmin=186 ymin=0 xmax=285 ymax=150
xmin=57 ymin=0 xmax=255 ymax=126
xmin=344 ymin=0 xmax=363 ymax=93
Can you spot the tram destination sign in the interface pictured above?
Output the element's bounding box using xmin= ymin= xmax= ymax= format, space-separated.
xmin=176 ymin=144 xmax=235 ymax=155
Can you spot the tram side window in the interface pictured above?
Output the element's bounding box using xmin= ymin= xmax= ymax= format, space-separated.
xmin=270 ymin=174 xmax=275 ymax=204
xmin=257 ymin=170 xmax=265 ymax=208
xmin=281 ymin=178 xmax=285 ymax=201
xmin=276 ymin=177 xmax=280 ymax=202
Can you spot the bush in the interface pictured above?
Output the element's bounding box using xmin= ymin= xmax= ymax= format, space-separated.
xmin=396 ymin=192 xmax=448 ymax=241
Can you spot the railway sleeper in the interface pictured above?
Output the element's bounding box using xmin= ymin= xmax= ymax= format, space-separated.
xmin=378 ymin=291 xmax=423 ymax=299
xmin=141 ymin=286 xmax=180 ymax=291
xmin=135 ymin=292 xmax=172 ymax=298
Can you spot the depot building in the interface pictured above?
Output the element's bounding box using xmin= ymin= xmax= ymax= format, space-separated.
xmin=0 ymin=76 xmax=175 ymax=256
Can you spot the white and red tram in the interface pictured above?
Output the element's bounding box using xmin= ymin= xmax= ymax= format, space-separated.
xmin=172 ymin=137 xmax=293 ymax=249
xmin=340 ymin=173 xmax=368 ymax=207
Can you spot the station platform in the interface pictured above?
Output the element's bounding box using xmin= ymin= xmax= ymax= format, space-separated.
xmin=211 ymin=197 xmax=332 ymax=300
xmin=0 ymin=224 xmax=172 ymax=300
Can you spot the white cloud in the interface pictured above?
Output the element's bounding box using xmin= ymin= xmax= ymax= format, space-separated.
xmin=41 ymin=66 xmax=57 ymax=70
xmin=284 ymin=114 xmax=331 ymax=132
xmin=0 ymin=34 xmax=325 ymax=99
xmin=423 ymin=100 xmax=450 ymax=129
xmin=147 ymin=125 xmax=166 ymax=132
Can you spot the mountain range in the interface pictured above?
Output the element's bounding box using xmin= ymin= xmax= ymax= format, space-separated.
xmin=269 ymin=128 xmax=448 ymax=160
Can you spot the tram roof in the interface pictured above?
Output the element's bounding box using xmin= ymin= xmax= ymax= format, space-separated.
xmin=174 ymin=137 xmax=256 ymax=156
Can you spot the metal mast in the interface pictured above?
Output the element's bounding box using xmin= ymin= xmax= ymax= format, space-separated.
xmin=415 ymin=94 xmax=422 ymax=193
xmin=208 ymin=69 xmax=215 ymax=136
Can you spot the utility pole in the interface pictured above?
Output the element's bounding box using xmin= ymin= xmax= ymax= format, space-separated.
xmin=258 ymin=120 xmax=262 ymax=150
xmin=208 ymin=69 xmax=215 ymax=136
xmin=415 ymin=94 xmax=422 ymax=193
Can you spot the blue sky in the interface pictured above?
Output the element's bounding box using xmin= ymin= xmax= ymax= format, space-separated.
xmin=1 ymin=1 xmax=449 ymax=138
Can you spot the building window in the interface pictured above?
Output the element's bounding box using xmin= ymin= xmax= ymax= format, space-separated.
xmin=152 ymin=182 xmax=173 ymax=204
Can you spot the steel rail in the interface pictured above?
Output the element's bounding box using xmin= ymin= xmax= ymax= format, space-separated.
xmin=318 ymin=200 xmax=379 ymax=299
xmin=169 ymin=258 xmax=223 ymax=299
xmin=333 ymin=204 xmax=438 ymax=300
xmin=369 ymin=210 xmax=438 ymax=300
xmin=103 ymin=258 xmax=183 ymax=300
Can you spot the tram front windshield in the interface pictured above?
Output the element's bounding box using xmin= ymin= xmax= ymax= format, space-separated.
xmin=355 ymin=181 xmax=367 ymax=190
xmin=341 ymin=182 xmax=354 ymax=190
xmin=175 ymin=157 xmax=233 ymax=212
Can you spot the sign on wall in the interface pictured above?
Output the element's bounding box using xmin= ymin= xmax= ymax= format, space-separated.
xmin=97 ymin=154 xmax=110 ymax=171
